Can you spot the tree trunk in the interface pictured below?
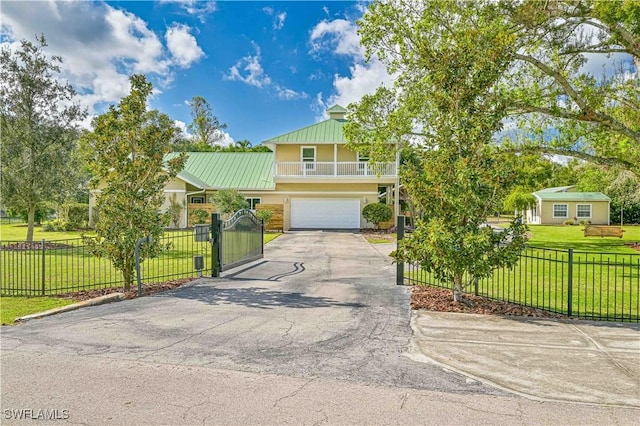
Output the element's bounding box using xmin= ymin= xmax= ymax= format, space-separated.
xmin=453 ymin=273 xmax=463 ymax=303
xmin=122 ymin=268 xmax=132 ymax=291
xmin=26 ymin=205 xmax=36 ymax=242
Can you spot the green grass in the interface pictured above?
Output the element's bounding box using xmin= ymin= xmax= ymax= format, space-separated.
xmin=1 ymin=223 xmax=283 ymax=297
xmin=525 ymin=224 xmax=639 ymax=254
xmin=0 ymin=222 xmax=91 ymax=241
xmin=1 ymin=296 xmax=76 ymax=325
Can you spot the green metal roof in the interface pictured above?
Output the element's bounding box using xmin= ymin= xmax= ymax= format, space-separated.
xmin=327 ymin=105 xmax=347 ymax=113
xmin=534 ymin=191 xmax=610 ymax=202
xmin=167 ymin=152 xmax=275 ymax=190
xmin=264 ymin=118 xmax=348 ymax=144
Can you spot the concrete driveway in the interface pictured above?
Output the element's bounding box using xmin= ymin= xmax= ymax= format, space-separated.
xmin=1 ymin=231 xmax=638 ymax=424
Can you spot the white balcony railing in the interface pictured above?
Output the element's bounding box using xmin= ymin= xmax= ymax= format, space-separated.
xmin=274 ymin=161 xmax=397 ymax=178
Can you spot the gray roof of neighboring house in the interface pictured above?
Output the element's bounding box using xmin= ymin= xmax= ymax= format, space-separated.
xmin=537 ymin=185 xmax=576 ymax=193
xmin=166 ymin=152 xmax=275 ymax=191
xmin=534 ymin=191 xmax=610 ymax=202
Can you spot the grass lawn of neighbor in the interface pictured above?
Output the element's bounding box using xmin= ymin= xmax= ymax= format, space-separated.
xmin=1 ymin=296 xmax=76 ymax=325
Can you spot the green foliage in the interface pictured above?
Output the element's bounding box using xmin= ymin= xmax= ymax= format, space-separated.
xmin=43 ymin=218 xmax=72 ymax=232
xmin=166 ymin=193 xmax=185 ymax=228
xmin=255 ymin=209 xmax=274 ymax=226
xmin=0 ymin=34 xmax=87 ymax=241
xmin=185 ymin=96 xmax=227 ymax=150
xmin=563 ymin=219 xmax=575 ymax=226
xmin=7 ymin=205 xmax=51 ymax=225
xmin=499 ymin=0 xmax=640 ymax=174
xmin=212 ymin=190 xmax=249 ymax=216
xmin=350 ymin=0 xmax=528 ymax=301
xmin=80 ymin=74 xmax=187 ymax=290
xmin=503 ymin=188 xmax=537 ymax=216
xmin=189 ymin=209 xmax=209 ymax=225
xmin=362 ymin=203 xmax=393 ymax=229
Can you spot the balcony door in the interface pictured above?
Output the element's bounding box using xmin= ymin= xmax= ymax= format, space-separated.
xmin=301 ymin=146 xmax=316 ymax=172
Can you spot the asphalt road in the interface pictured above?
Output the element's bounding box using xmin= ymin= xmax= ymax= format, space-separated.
xmin=1 ymin=231 xmax=638 ymax=424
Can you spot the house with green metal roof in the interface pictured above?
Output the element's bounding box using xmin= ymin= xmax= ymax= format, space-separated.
xmin=526 ymin=185 xmax=611 ymax=225
xmin=261 ymin=105 xmax=399 ymax=230
xmin=159 ymin=152 xmax=276 ymax=227
xmin=91 ymin=105 xmax=399 ymax=230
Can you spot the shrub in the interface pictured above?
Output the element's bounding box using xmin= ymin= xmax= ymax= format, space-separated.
xmin=579 ymin=219 xmax=589 ymax=226
xmin=212 ymin=189 xmax=249 ymax=216
xmin=256 ymin=209 xmax=274 ymax=226
xmin=189 ymin=209 xmax=209 ymax=225
xmin=363 ymin=203 xmax=393 ymax=229
xmin=563 ymin=219 xmax=574 ymax=226
xmin=42 ymin=218 xmax=72 ymax=232
xmin=67 ymin=203 xmax=89 ymax=229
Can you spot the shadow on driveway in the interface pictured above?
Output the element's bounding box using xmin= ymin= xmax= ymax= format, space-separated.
xmin=159 ymin=284 xmax=366 ymax=310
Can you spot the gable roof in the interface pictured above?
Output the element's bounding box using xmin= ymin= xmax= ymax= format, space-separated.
xmin=534 ymin=191 xmax=610 ymax=202
xmin=263 ymin=117 xmax=348 ymax=144
xmin=537 ymin=185 xmax=576 ymax=193
xmin=167 ymin=152 xmax=275 ymax=191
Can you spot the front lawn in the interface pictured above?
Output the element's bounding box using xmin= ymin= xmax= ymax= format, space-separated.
xmin=526 ymin=224 xmax=639 ymax=254
xmin=1 ymin=297 xmax=76 ymax=325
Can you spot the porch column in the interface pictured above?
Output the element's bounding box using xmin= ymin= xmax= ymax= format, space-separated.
xmin=334 ymin=144 xmax=337 ymax=176
xmin=394 ymin=150 xmax=400 ymax=218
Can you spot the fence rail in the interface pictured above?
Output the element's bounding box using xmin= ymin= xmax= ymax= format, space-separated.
xmin=403 ymin=245 xmax=640 ymax=322
xmin=1 ymin=231 xmax=211 ymax=296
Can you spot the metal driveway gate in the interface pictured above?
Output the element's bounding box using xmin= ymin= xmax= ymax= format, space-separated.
xmin=211 ymin=210 xmax=264 ymax=276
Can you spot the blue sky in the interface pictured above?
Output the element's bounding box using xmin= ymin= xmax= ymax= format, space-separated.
xmin=1 ymin=1 xmax=390 ymax=145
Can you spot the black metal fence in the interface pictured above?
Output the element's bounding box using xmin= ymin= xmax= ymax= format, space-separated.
xmin=401 ymin=245 xmax=640 ymax=322
xmin=1 ymin=231 xmax=212 ymax=296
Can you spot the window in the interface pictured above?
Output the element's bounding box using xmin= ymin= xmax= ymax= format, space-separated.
xmin=246 ymin=198 xmax=261 ymax=210
xmin=301 ymin=146 xmax=316 ymax=171
xmin=553 ymin=204 xmax=568 ymax=218
xmin=576 ymin=204 xmax=592 ymax=218
xmin=190 ymin=196 xmax=205 ymax=204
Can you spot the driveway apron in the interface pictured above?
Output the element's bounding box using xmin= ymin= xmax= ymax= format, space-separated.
xmin=1 ymin=231 xmax=497 ymax=396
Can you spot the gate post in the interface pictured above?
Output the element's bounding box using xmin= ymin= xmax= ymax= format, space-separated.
xmin=396 ymin=215 xmax=405 ymax=285
xmin=211 ymin=213 xmax=221 ymax=277
xmin=567 ymin=248 xmax=573 ymax=317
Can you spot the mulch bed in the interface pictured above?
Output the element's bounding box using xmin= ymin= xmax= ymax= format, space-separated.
xmin=411 ymin=285 xmax=565 ymax=318
xmin=627 ymin=242 xmax=640 ymax=252
xmin=2 ymin=242 xmax=74 ymax=251
xmin=59 ymin=278 xmax=196 ymax=301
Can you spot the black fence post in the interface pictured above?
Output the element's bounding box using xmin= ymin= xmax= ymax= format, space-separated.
xmin=567 ymin=248 xmax=573 ymax=317
xmin=41 ymin=239 xmax=46 ymax=296
xmin=396 ymin=215 xmax=405 ymax=285
xmin=211 ymin=213 xmax=221 ymax=277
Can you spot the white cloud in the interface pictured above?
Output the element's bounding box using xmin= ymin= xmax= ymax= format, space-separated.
xmin=0 ymin=0 xmax=205 ymax=121
xmin=309 ymin=19 xmax=364 ymax=59
xmin=165 ymin=24 xmax=204 ymax=68
xmin=159 ymin=0 xmax=217 ymax=23
xmin=274 ymin=12 xmax=287 ymax=30
xmin=328 ymin=60 xmax=391 ymax=108
xmin=309 ymin=17 xmax=393 ymax=116
xmin=225 ymin=42 xmax=305 ymax=100
xmin=225 ymin=44 xmax=271 ymax=88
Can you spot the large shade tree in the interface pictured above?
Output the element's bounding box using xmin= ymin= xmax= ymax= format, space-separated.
xmin=346 ymin=0 xmax=528 ymax=302
xmin=501 ymin=0 xmax=639 ymax=174
xmin=82 ymin=75 xmax=187 ymax=290
xmin=0 ymin=35 xmax=86 ymax=241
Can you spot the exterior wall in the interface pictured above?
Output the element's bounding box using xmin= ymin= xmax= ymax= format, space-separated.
xmin=539 ymin=201 xmax=610 ymax=225
xmin=273 ymin=181 xmax=380 ymax=230
xmin=275 ymin=144 xmax=356 ymax=162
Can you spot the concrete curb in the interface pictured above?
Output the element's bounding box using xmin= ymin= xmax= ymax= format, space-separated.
xmin=15 ymin=293 xmax=125 ymax=323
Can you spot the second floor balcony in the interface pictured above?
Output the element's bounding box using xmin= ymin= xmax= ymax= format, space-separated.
xmin=274 ymin=161 xmax=397 ymax=178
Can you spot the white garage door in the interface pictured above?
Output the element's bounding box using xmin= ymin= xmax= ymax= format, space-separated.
xmin=291 ymin=198 xmax=361 ymax=229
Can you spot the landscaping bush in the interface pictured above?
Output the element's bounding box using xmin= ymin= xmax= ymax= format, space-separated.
xmin=563 ymin=219 xmax=574 ymax=226
xmin=189 ymin=209 xmax=209 ymax=225
xmin=67 ymin=203 xmax=89 ymax=229
xmin=363 ymin=203 xmax=393 ymax=229
xmin=256 ymin=209 xmax=274 ymax=226
xmin=42 ymin=218 xmax=72 ymax=232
